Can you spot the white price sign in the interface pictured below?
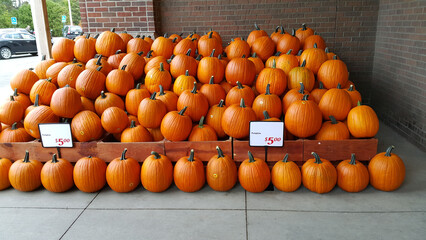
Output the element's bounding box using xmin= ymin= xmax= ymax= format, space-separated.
xmin=249 ymin=121 xmax=284 ymax=147
xmin=39 ymin=123 xmax=73 ymax=148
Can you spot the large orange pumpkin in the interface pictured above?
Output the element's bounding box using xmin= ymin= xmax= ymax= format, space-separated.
xmin=317 ymin=55 xmax=349 ymax=89
xmin=337 ymin=153 xmax=369 ymax=193
xmin=238 ymin=151 xmax=271 ymax=193
xmin=24 ymin=106 xmax=59 ymax=138
xmin=160 ymin=107 xmax=193 ymax=141
xmin=271 ymin=154 xmax=302 ymax=192
xmin=10 ymin=68 xmax=39 ymax=94
xmin=284 ymin=94 xmax=322 ymax=138
xmin=75 ymin=67 xmax=106 ymax=100
xmin=71 ymin=110 xmax=104 ymax=142
xmin=9 ymin=151 xmax=43 ymax=192
xmin=177 ymin=82 xmax=209 ymax=122
xmin=304 ymin=34 xmax=326 ymax=50
xmin=318 ymin=84 xmax=352 ymax=121
xmin=368 ymin=146 xmax=405 ymax=191
xmin=222 ymin=98 xmax=257 ymax=139
xmin=347 ymin=101 xmax=379 ymax=138
xmin=225 ymin=55 xmax=256 ymax=86
xmin=52 ymin=37 xmax=75 ymax=62
xmin=95 ymin=28 xmax=125 ymax=57
xmin=50 ymin=85 xmax=82 ymax=118
xmin=302 ymin=152 xmax=337 ymax=194
xmin=41 ymin=154 xmax=74 ymax=193
xmin=106 ymin=148 xmax=140 ymax=193
xmin=174 ymin=149 xmax=205 ymax=192
xmin=141 ymin=151 xmax=173 ymax=192
xmin=157 ymin=85 xmax=178 ymax=112
xmin=206 ymin=146 xmax=237 ymax=191
xmin=74 ymin=155 xmax=107 ymax=192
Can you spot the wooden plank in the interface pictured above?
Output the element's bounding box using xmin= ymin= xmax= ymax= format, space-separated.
xmin=267 ymin=140 xmax=304 ymax=162
xmin=232 ymin=139 xmax=265 ymax=162
xmin=164 ymin=140 xmax=232 ymax=162
xmin=30 ymin=0 xmax=52 ymax=58
xmin=303 ymin=138 xmax=378 ymax=162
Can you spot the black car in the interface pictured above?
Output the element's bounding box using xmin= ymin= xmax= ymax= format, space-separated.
xmin=62 ymin=25 xmax=83 ymax=39
xmin=0 ymin=32 xmax=37 ymax=59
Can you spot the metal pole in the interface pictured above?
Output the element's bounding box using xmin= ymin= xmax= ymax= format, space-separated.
xmin=68 ymin=0 xmax=73 ymax=26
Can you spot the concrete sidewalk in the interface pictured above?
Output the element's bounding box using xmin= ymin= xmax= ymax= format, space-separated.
xmin=0 ymin=123 xmax=425 ymax=240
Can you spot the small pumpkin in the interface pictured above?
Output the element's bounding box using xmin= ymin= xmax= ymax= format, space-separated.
xmin=284 ymin=94 xmax=322 ymax=138
xmin=252 ymin=84 xmax=282 ymax=120
xmin=170 ymin=49 xmax=198 ymax=79
xmin=251 ymin=36 xmax=276 ymax=62
xmin=222 ymin=98 xmax=257 ymax=139
xmin=310 ymin=81 xmax=327 ymax=104
xmin=57 ymin=63 xmax=84 ymax=88
xmin=0 ymin=157 xmax=12 ymax=190
xmin=225 ymin=55 xmax=256 ymax=86
xmin=0 ymin=96 xmax=25 ymax=125
xmin=94 ymin=91 xmax=125 ymax=116
xmin=199 ymin=76 xmax=226 ymax=107
xmin=160 ymin=106 xmax=193 ymax=141
xmin=75 ymin=66 xmax=106 ymax=100
xmin=188 ymin=116 xmax=218 ymax=141
xmin=345 ymin=85 xmax=362 ymax=108
xmin=41 ymin=154 xmax=74 ymax=193
xmin=302 ymin=152 xmax=337 ymax=194
xmin=325 ymin=47 xmax=338 ymax=60
xmin=145 ymin=62 xmax=172 ymax=93
xmin=125 ymin=83 xmax=151 ymax=116
xmin=50 ymin=85 xmax=82 ymax=118
xmin=29 ymin=78 xmax=58 ymax=105
xmin=206 ymin=146 xmax=237 ymax=191
xmin=368 ymin=146 xmax=405 ymax=191
xmin=270 ymin=26 xmax=286 ymax=45
xmin=95 ymin=28 xmax=125 ymax=57
xmin=315 ymin=116 xmax=350 ymax=140
xmin=299 ymin=43 xmax=328 ymax=75
xmin=247 ymin=23 xmax=268 ymax=47
xmin=256 ymin=59 xmax=287 ymax=96
xmin=86 ymin=55 xmax=113 ymax=76
xmin=138 ymin=92 xmax=167 ymax=129
xmin=173 ymin=70 xmax=196 ymax=96
xmin=247 ymin=52 xmax=265 ymax=75
xmin=121 ymin=120 xmax=153 ymax=142
xmin=276 ymin=29 xmax=300 ymax=55
xmin=318 ymin=83 xmax=353 ymax=121
xmin=141 ymin=151 xmax=173 ymax=192
xmin=24 ymin=106 xmax=59 ymax=139
xmin=9 ymin=151 xmax=43 ymax=192
xmin=271 ymin=154 xmax=302 ymax=192
xmin=225 ymin=38 xmax=250 ymax=60
xmin=106 ymin=148 xmax=140 ymax=193
xmin=337 ymin=153 xmax=369 ymax=193
xmin=105 ymin=65 xmax=134 ymax=96
xmin=108 ymin=50 xmax=127 ymax=70
xmin=304 ymin=33 xmax=326 ymax=50
xmin=119 ymin=51 xmax=146 ymax=80
xmin=287 ymin=60 xmax=315 ymax=91
xmin=205 ymin=100 xmax=228 ymax=139
xmin=157 ymin=85 xmax=178 ymax=112
xmin=0 ymin=122 xmax=34 ymax=142
xmin=71 ymin=110 xmax=104 ymax=142
xmin=101 ymin=107 xmax=129 ymax=134
xmin=282 ymin=82 xmax=312 ymax=114
xmin=317 ymin=55 xmax=349 ymax=89
xmin=347 ymin=101 xmax=379 ymax=138
xmin=10 ymin=68 xmax=39 ymax=94
xmin=177 ymin=82 xmax=209 ymax=122
xmin=225 ymin=81 xmax=255 ymax=107
xmin=295 ymin=23 xmax=314 ymax=49
xmin=174 ymin=149 xmax=205 ymax=192
xmin=74 ymin=34 xmax=96 ymax=63
xmin=52 ymin=37 xmax=75 ymax=62
xmin=198 ymin=32 xmax=222 ymax=58
xmin=238 ymin=151 xmax=271 ymax=193
xmin=73 ymin=155 xmax=107 ymax=192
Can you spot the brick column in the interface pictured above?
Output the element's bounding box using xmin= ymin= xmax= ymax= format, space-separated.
xmin=79 ymin=0 xmax=156 ymax=37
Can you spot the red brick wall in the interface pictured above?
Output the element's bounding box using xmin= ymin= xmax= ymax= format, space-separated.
xmin=79 ymin=0 xmax=155 ymax=35
xmin=153 ymin=0 xmax=379 ymax=102
xmin=372 ymin=0 xmax=426 ymax=151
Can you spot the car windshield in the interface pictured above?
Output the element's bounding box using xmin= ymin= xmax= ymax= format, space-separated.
xmin=70 ymin=26 xmax=81 ymax=31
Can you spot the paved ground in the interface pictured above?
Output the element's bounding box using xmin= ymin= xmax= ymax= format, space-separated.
xmin=0 ymin=123 xmax=425 ymax=240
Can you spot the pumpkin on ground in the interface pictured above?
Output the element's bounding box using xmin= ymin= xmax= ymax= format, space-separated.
xmin=271 ymin=154 xmax=302 ymax=192
xmin=337 ymin=153 xmax=369 ymax=193
xmin=141 ymin=151 xmax=173 ymax=192
xmin=41 ymin=154 xmax=74 ymax=193
xmin=174 ymin=149 xmax=205 ymax=192
xmin=302 ymin=152 xmax=337 ymax=194
xmin=238 ymin=151 xmax=271 ymax=193
xmin=73 ymin=155 xmax=107 ymax=193
xmin=368 ymin=146 xmax=405 ymax=191
xmin=0 ymin=157 xmax=12 ymax=190
xmin=206 ymin=146 xmax=237 ymax=191
xmin=9 ymin=151 xmax=43 ymax=192
xmin=106 ymin=148 xmax=140 ymax=193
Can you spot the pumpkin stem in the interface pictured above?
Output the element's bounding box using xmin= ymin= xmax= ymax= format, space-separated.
xmin=130 ymin=120 xmax=136 ymax=128
xmin=385 ymin=145 xmax=395 ymax=157
xmin=29 ymin=67 xmax=34 ymax=71
xmin=311 ymin=152 xmax=322 ymax=164
xmin=357 ymin=100 xmax=362 ymax=106
xmin=282 ymin=153 xmax=289 ymax=163
xmin=186 ymin=49 xmax=192 ymax=56
xmin=163 ymin=32 xmax=168 ymax=37
xmin=210 ymin=49 xmax=215 ymax=57
xmin=120 ymin=148 xmax=127 ymax=160
xmin=301 ymin=59 xmax=306 ymax=67
xmin=348 ymin=85 xmax=354 ymax=91
xmin=111 ymin=28 xmax=115 ymax=32
xmin=291 ymin=28 xmax=296 ymax=36
xmin=135 ymin=35 xmax=141 ymax=39
xmin=236 ymin=81 xmax=244 ymax=89
xmin=302 ymin=94 xmax=309 ymax=101
xmin=333 ymin=55 xmax=337 ymax=60
xmin=23 ymin=150 xmax=30 ymax=163
xmin=9 ymin=95 xmax=14 ymax=101
xmin=13 ymin=88 xmax=18 ymax=97
xmin=188 ymin=149 xmax=195 ymax=162
xmin=337 ymin=83 xmax=342 ymax=89
xmin=172 ymin=37 xmax=178 ymax=43
xmin=191 ymin=82 xmax=197 ymax=94
xmin=159 ymin=85 xmax=165 ymax=96
xmin=329 ymin=116 xmax=337 ymax=124
xmin=318 ymin=81 xmax=324 ymax=89
xmin=64 ymin=84 xmax=70 ymax=88
xmin=297 ymin=50 xmax=303 ymax=56
xmin=265 ymin=84 xmax=271 ymax=95
xmin=137 ymin=51 xmax=144 ymax=56
xmin=121 ymin=65 xmax=127 ymax=71
xmin=72 ymin=58 xmax=78 ymax=64
xmin=240 ymin=98 xmax=246 ymax=108
xmin=96 ymin=66 xmax=103 ymax=72
xmin=254 ymin=23 xmax=260 ymax=30
xmin=349 ymin=153 xmax=356 ymax=165
xmin=263 ymin=110 xmax=271 ymax=120
xmin=159 ymin=62 xmax=164 ymax=71
xmin=272 ymin=59 xmax=276 ymax=68
xmin=146 ymin=50 xmax=153 ymax=58
xmin=209 ymin=76 xmax=215 ymax=84
xmin=251 ymin=53 xmax=256 ymax=58
xmin=51 ymin=154 xmax=58 ymax=163
xmin=100 ymin=91 xmax=107 ymax=99
xmin=11 ymin=122 xmax=18 ymax=130
xmin=141 ymin=35 xmax=145 ymax=39
xmin=314 ymin=43 xmax=318 ymax=48
xmin=248 ymin=151 xmax=255 ymax=163
xmin=215 ymin=146 xmax=225 ymax=158
xmin=150 ymin=92 xmax=157 ymax=100
xmin=34 ymin=94 xmax=39 ymax=107
xmin=135 ymin=83 xmax=141 ymax=89
xmin=93 ymin=33 xmax=99 ymax=39
xmin=218 ymin=99 xmax=224 ymax=107
xmin=151 ymin=151 xmax=161 ymax=159
xmin=41 ymin=55 xmax=46 ymax=61
xmin=181 ymin=70 xmax=187 ymax=76
xmin=302 ymin=23 xmax=307 ymax=31
xmin=198 ymin=116 xmax=205 ymax=128
xmin=46 ymin=77 xmax=52 ymax=82
xmin=96 ymin=55 xmax=102 ymax=65
xmin=298 ymin=82 xmax=305 ymax=94
xmin=274 ymin=26 xmax=280 ymax=33
xmin=208 ymin=32 xmax=213 ymax=38
xmin=218 ymin=54 xmax=222 ymax=60
xmin=280 ymin=26 xmax=285 ymax=34
xmin=178 ymin=106 xmax=188 ymax=115
xmin=274 ymin=51 xmax=281 ymax=57
xmin=286 ymin=49 xmax=292 ymax=55
xmin=195 ymin=55 xmax=202 ymax=61
xmin=325 ymin=47 xmax=329 ymax=53
xmin=191 ymin=38 xmax=197 ymax=42
xmin=242 ymin=54 xmax=246 ymax=58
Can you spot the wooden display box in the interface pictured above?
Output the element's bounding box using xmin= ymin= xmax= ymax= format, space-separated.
xmin=164 ymin=139 xmax=232 ymax=163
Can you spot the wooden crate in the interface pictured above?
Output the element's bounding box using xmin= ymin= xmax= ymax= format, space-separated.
xmin=164 ymin=139 xmax=232 ymax=162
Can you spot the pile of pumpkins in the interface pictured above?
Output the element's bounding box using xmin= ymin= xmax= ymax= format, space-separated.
xmin=0 ymin=145 xmax=405 ymax=193
xmin=0 ymin=23 xmax=379 ymax=143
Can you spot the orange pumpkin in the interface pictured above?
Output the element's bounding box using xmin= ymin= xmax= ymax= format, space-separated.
xmin=95 ymin=28 xmax=125 ymax=57
xmin=315 ymin=116 xmax=350 ymax=140
xmin=252 ymin=84 xmax=282 ymax=120
xmin=145 ymin=62 xmax=172 ymax=93
xmin=310 ymin=81 xmax=327 ymax=104
xmin=71 ymin=110 xmax=104 ymax=142
xmin=206 ymin=146 xmax=237 ymax=191
xmin=0 ymin=122 xmax=34 ymax=142
xmin=299 ymin=43 xmax=328 ymax=75
xmin=173 ymin=70 xmax=196 ymax=96
xmin=73 ymin=155 xmax=107 ymax=192
xmin=277 ymin=29 xmax=300 ymax=55
xmin=304 ymin=33 xmax=326 ymax=50
xmin=101 ymin=107 xmax=129 ymax=134
xmin=302 ymin=152 xmax=337 ymax=194
xmin=295 ymin=23 xmax=314 ymax=49
xmin=169 ymin=49 xmax=198 ymax=79
xmin=173 ymin=38 xmax=196 ymax=57
xmin=41 ymin=154 xmax=74 ymax=193
xmin=205 ymin=100 xmax=228 ymax=139
xmin=238 ymin=151 xmax=271 ymax=193
xmin=199 ymin=76 xmax=226 ymax=107
xmin=127 ymin=36 xmax=150 ymax=55
xmin=86 ymin=55 xmax=113 ymax=76
xmin=188 ymin=116 xmax=218 ymax=141
xmin=138 ymin=92 xmax=167 ymax=129
xmin=247 ymin=23 xmax=268 ymax=47
xmin=141 ymin=151 xmax=173 ymax=192
xmin=105 ymin=65 xmax=134 ymax=96
xmin=121 ymin=120 xmax=153 ymax=142
xmin=125 ymin=83 xmax=151 ymax=116
xmin=345 ymin=85 xmax=362 ymax=108
xmin=29 ymin=78 xmax=57 ymax=105
xmin=75 ymin=66 xmax=106 ymax=100
xmin=198 ymin=32 xmax=222 ymax=57
xmin=174 ymin=149 xmax=205 ymax=192
xmin=52 ymin=37 xmax=75 ymax=62
xmin=251 ymin=36 xmax=276 ymax=62
xmin=94 ymin=91 xmax=125 ymax=116
xmin=318 ymin=84 xmax=352 ymax=121
xmin=197 ymin=49 xmax=225 ymax=84
xmin=287 ymin=60 xmax=315 ymax=91
xmin=119 ymin=51 xmax=146 ymax=80
xmin=50 ymin=85 xmax=82 ymax=118
xmin=0 ymin=157 xmax=12 ymax=190
xmin=34 ymin=56 xmax=56 ymax=79
xmin=270 ymin=26 xmax=286 ymax=45
xmin=271 ymin=154 xmax=302 ymax=192
xmin=107 ymin=50 xmax=127 ymax=69
xmin=10 ymin=68 xmax=39 ymax=94
xmin=46 ymin=62 xmax=69 ymax=86
xmin=74 ymin=34 xmax=96 ymax=63
xmin=248 ymin=52 xmax=265 ymax=75
xmin=150 ymin=36 xmax=174 ymax=59
xmin=337 ymin=153 xmax=369 ymax=193
xmin=282 ymin=82 xmax=312 ymax=114
xmin=144 ymin=54 xmax=170 ymax=74
xmin=177 ymin=82 xmax=209 ymax=122
xmin=317 ymin=56 xmax=349 ymax=89
xmin=225 ymin=81 xmax=255 ymax=107
xmin=57 ymin=63 xmax=84 ymax=88
xmin=0 ymin=96 xmax=24 ymax=125
xmin=347 ymin=101 xmax=379 ymax=138
xmin=275 ymin=49 xmax=299 ymax=75
xmin=8 ymin=151 xmax=43 ymax=192
xmin=225 ymin=38 xmax=251 ymax=60
xmin=106 ymin=148 xmax=140 ymax=193
xmin=368 ymin=146 xmax=405 ymax=191
xmin=157 ymin=85 xmax=178 ymax=112
xmin=225 ymin=55 xmax=256 ymax=86
xmin=284 ymin=94 xmax=322 ymax=138
xmin=160 ymin=107 xmax=193 ymax=141
xmin=256 ymin=59 xmax=287 ymax=96
xmin=222 ymin=98 xmax=257 ymax=139
xmin=24 ymin=106 xmax=59 ymax=138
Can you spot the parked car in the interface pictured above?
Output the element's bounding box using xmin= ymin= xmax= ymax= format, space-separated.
xmin=62 ymin=25 xmax=82 ymax=39
xmin=0 ymin=32 xmax=37 ymax=59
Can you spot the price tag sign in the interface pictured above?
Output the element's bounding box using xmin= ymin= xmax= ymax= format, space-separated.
xmin=249 ymin=121 xmax=284 ymax=147
xmin=39 ymin=123 xmax=73 ymax=148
